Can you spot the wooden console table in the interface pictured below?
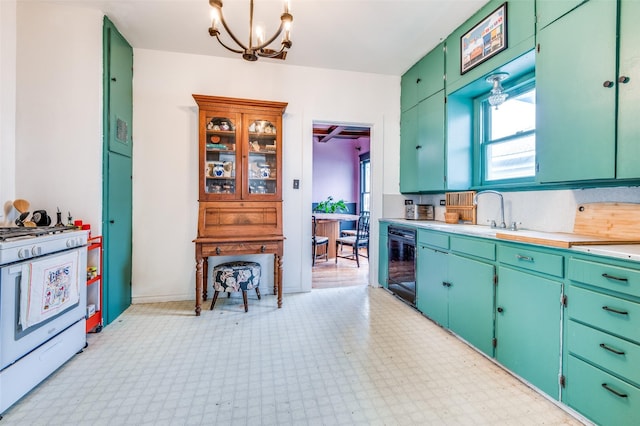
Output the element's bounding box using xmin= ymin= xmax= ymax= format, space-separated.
xmin=194 ymin=236 xmax=284 ymax=316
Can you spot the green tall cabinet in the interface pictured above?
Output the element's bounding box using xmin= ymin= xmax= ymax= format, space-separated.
xmin=399 ymin=44 xmax=446 ymax=193
xmin=536 ymin=0 xmax=640 ymax=183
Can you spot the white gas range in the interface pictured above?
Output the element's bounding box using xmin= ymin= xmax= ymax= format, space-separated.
xmin=0 ymin=226 xmax=88 ymax=415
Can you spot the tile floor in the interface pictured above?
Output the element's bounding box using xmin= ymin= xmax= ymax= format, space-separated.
xmin=3 ymin=286 xmax=587 ymax=425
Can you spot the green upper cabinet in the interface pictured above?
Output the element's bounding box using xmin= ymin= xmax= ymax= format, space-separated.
xmin=401 ymin=63 xmax=421 ymax=113
xmin=401 ymin=43 xmax=445 ymax=112
xmin=400 ymin=106 xmax=419 ymax=193
xmin=536 ymin=0 xmax=640 ymax=183
xmin=616 ymin=0 xmax=640 ymax=179
xmin=536 ymin=0 xmax=584 ymax=30
xmin=446 ymin=0 xmax=535 ymax=94
xmin=400 ymin=91 xmax=446 ymax=193
xmin=535 ymin=0 xmax=616 ymax=183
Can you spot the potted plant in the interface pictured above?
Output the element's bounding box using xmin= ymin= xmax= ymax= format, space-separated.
xmin=314 ymin=196 xmax=348 ymax=213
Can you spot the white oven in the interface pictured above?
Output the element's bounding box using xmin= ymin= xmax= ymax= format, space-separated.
xmin=0 ymin=228 xmax=87 ymax=414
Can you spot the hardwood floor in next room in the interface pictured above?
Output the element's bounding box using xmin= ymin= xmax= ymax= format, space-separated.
xmin=312 ymin=248 xmax=369 ymax=289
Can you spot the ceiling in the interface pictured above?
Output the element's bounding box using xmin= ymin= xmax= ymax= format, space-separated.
xmin=49 ymin=0 xmax=489 ymax=76
xmin=313 ymin=124 xmax=370 ymax=143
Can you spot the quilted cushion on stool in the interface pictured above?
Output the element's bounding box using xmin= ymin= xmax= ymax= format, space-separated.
xmin=213 ymin=261 xmax=261 ymax=293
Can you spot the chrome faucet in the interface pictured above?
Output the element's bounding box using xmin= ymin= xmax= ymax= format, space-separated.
xmin=473 ymin=190 xmax=506 ymax=229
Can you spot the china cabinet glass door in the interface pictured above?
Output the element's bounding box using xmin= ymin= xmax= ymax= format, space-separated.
xmin=243 ymin=113 xmax=282 ymax=199
xmin=203 ymin=112 xmax=241 ymax=198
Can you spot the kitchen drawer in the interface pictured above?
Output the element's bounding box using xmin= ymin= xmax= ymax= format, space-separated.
xmin=569 ymin=258 xmax=640 ymax=299
xmin=201 ymin=241 xmax=280 ymax=256
xmin=498 ymin=245 xmax=564 ymax=278
xmin=567 ymin=320 xmax=640 ymax=387
xmin=564 ymin=355 xmax=640 ymax=426
xmin=567 ymin=285 xmax=640 ymax=344
xmin=450 ymin=236 xmax=495 ymax=261
xmin=417 ymin=230 xmax=449 ymax=250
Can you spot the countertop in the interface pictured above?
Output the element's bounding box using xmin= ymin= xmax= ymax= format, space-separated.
xmin=381 ymin=218 xmax=640 ymax=262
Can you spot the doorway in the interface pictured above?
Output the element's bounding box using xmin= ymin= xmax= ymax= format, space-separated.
xmin=311 ymin=122 xmax=371 ymax=289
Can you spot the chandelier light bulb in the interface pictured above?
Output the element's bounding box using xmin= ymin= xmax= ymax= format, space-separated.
xmin=207 ymin=0 xmax=294 ymax=61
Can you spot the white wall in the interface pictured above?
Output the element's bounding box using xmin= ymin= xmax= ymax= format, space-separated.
xmin=131 ymin=49 xmax=401 ymax=302
xmin=0 ymin=0 xmax=17 ymax=223
xmin=14 ymin=2 xmax=103 ymax=232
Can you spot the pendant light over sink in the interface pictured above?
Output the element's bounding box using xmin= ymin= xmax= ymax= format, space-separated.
xmin=208 ymin=0 xmax=293 ymax=61
xmin=486 ymin=72 xmax=509 ymax=109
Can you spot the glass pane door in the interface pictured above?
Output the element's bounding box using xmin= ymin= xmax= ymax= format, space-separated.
xmin=204 ymin=115 xmax=237 ymax=195
xmin=247 ymin=119 xmax=278 ymax=195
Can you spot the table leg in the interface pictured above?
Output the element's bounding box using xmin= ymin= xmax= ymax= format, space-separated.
xmin=277 ymin=254 xmax=283 ymax=308
xmin=273 ymin=254 xmax=277 ymax=296
xmin=195 ymin=255 xmax=203 ymax=316
xmin=202 ymin=257 xmax=208 ymax=301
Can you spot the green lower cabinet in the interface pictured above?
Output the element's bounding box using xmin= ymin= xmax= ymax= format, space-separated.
xmin=416 ymin=245 xmax=449 ymax=327
xmin=495 ymin=266 xmax=562 ymax=399
xmin=448 ymin=254 xmax=495 ymax=356
xmin=378 ymin=223 xmax=389 ymax=288
xmin=564 ymin=355 xmax=640 ymax=426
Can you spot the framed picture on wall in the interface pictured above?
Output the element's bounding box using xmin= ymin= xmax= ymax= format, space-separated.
xmin=460 ymin=2 xmax=508 ymax=74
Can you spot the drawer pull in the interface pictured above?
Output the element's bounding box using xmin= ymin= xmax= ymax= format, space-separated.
xmin=261 ymin=245 xmax=266 ymax=253
xmin=442 ymin=281 xmax=452 ymax=287
xmin=599 ymin=343 xmax=625 ymax=356
xmin=602 ymin=306 xmax=629 ymax=315
xmin=601 ymin=273 xmax=628 ymax=282
xmin=215 ymin=247 xmax=221 ymax=255
xmin=516 ymin=254 xmax=533 ymax=262
xmin=601 ymin=383 xmax=628 ymax=398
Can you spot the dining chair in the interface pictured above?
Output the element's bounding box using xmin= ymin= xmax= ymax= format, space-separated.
xmin=341 ymin=211 xmax=369 ymax=238
xmin=312 ymin=215 xmax=329 ymax=265
xmin=335 ymin=212 xmax=370 ymax=267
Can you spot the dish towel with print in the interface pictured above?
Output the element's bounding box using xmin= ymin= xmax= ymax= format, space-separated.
xmin=19 ymin=250 xmax=80 ymax=329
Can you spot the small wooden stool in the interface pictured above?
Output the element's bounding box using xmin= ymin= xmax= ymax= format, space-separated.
xmin=210 ymin=261 xmax=261 ymax=312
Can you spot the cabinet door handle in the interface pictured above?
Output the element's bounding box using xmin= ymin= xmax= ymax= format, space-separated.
xmin=261 ymin=245 xmax=266 ymax=253
xmin=442 ymin=281 xmax=451 ymax=287
xmin=599 ymin=343 xmax=625 ymax=356
xmin=601 ymin=273 xmax=628 ymax=282
xmin=497 ymin=307 xmax=504 ymax=313
xmin=619 ymin=75 xmax=630 ymax=84
xmin=602 ymin=305 xmax=629 ymax=315
xmin=601 ymin=383 xmax=628 ymax=398
xmin=416 ymin=78 xmax=422 ymax=84
xmin=603 ymin=80 xmax=615 ymax=88
xmin=415 ymin=145 xmax=422 ymax=150
xmin=215 ymin=247 xmax=221 ymax=255
xmin=516 ymin=254 xmax=533 ymax=262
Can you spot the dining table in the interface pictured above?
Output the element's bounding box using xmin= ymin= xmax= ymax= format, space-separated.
xmin=313 ymin=213 xmax=360 ymax=259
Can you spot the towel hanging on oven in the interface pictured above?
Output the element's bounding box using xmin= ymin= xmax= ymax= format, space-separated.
xmin=19 ymin=250 xmax=80 ymax=329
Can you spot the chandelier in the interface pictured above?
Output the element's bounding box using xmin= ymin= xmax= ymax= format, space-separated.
xmin=486 ymin=72 xmax=509 ymax=109
xmin=208 ymin=0 xmax=293 ymax=62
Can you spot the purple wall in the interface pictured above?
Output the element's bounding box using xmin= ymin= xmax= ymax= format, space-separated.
xmin=312 ymin=137 xmax=370 ymax=206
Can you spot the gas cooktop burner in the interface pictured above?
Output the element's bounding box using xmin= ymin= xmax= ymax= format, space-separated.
xmin=0 ymin=226 xmax=77 ymax=242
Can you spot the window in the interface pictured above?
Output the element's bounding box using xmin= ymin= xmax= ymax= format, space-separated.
xmin=359 ymin=152 xmax=370 ymax=212
xmin=478 ymin=80 xmax=536 ymax=184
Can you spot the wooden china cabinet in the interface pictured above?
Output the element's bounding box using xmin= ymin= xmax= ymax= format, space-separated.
xmin=192 ymin=95 xmax=288 ymax=316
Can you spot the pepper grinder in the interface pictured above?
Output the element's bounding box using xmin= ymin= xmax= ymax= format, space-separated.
xmin=55 ymin=207 xmax=64 ymax=227
xmin=67 ymin=212 xmax=73 ymax=227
